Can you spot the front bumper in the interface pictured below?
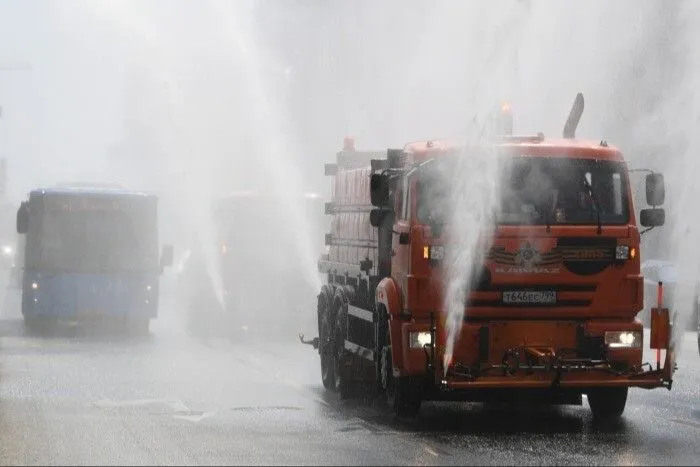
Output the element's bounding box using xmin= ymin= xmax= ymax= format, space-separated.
xmin=406 ymin=315 xmax=675 ymax=394
xmin=440 ymin=363 xmax=671 ymax=391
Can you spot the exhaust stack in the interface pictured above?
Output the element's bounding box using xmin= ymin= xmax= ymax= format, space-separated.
xmin=563 ymin=92 xmax=584 ymax=139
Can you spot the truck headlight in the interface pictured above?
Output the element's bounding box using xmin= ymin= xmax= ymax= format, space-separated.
xmin=409 ymin=331 xmax=432 ymax=349
xmin=615 ymin=245 xmax=636 ymax=261
xmin=605 ymin=330 xmax=642 ymax=348
xmin=422 ymin=245 xmax=445 ymax=261
xmin=2 ymin=245 xmax=12 ymax=256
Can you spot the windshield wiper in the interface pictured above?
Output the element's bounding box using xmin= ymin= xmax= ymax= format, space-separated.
xmin=582 ymin=178 xmax=602 ymax=235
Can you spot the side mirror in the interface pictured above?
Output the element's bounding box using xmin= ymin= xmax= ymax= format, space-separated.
xmin=646 ymin=173 xmax=665 ymax=206
xmin=160 ymin=244 xmax=174 ymax=270
xmin=370 ymin=209 xmax=382 ymax=227
xmin=370 ymin=173 xmax=390 ymax=207
xmin=16 ymin=202 xmax=28 ymax=234
xmin=640 ymin=208 xmax=665 ymax=228
xmin=370 ymin=208 xmax=392 ymax=227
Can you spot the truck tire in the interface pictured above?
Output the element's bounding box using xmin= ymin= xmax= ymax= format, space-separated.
xmin=333 ymin=293 xmax=350 ymax=400
xmin=587 ymin=387 xmax=628 ymax=421
xmin=695 ymin=296 xmax=700 ymax=353
xmin=375 ymin=307 xmax=422 ymax=417
xmin=374 ymin=306 xmax=389 ymax=395
xmin=692 ymin=289 xmax=700 ymax=333
xmin=318 ymin=305 xmax=336 ymax=392
xmin=380 ymin=344 xmax=422 ymax=417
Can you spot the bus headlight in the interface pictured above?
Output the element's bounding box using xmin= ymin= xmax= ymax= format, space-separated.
xmin=2 ymin=245 xmax=12 ymax=256
xmin=605 ymin=330 xmax=642 ymax=348
xmin=409 ymin=331 xmax=432 ymax=349
xmin=31 ymin=282 xmax=39 ymax=290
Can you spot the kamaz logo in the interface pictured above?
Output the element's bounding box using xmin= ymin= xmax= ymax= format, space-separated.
xmin=514 ymin=242 xmax=541 ymax=269
xmin=490 ymin=242 xmax=561 ymax=274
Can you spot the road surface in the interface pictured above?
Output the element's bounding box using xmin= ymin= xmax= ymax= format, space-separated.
xmin=0 ymin=286 xmax=698 ymax=465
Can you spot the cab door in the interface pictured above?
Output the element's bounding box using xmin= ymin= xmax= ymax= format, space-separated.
xmin=392 ymin=171 xmax=415 ymax=310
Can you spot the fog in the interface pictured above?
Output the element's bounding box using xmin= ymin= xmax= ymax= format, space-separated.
xmin=0 ymin=1 xmax=698 ymax=359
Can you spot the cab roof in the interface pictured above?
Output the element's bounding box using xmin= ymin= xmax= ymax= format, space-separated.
xmin=402 ymin=136 xmax=624 ymax=163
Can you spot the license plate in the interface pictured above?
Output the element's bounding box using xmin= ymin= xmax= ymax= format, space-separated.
xmin=502 ymin=290 xmax=557 ymax=305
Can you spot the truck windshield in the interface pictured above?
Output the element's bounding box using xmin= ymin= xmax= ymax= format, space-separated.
xmin=35 ymin=205 xmax=157 ymax=272
xmin=417 ymin=156 xmax=630 ymax=226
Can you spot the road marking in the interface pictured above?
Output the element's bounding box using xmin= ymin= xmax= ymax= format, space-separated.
xmin=314 ymin=397 xmax=331 ymax=407
xmin=671 ymin=418 xmax=700 ymax=430
xmin=228 ymin=405 xmax=304 ymax=411
xmin=173 ymin=411 xmax=217 ymax=423
xmin=93 ymin=398 xmax=227 ymax=423
xmin=93 ymin=398 xmax=190 ymax=414
xmin=348 ymin=417 xmax=403 ymax=435
xmin=423 ymin=445 xmax=439 ymax=457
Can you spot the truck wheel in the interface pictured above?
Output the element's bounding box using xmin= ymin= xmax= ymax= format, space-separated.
xmin=382 ymin=346 xmax=422 ymax=417
xmin=587 ymin=387 xmax=628 ymax=421
xmin=374 ymin=306 xmax=389 ymax=395
xmin=334 ymin=297 xmax=350 ymax=400
xmin=318 ymin=309 xmax=336 ymax=392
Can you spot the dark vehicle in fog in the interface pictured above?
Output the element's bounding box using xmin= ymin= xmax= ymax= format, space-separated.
xmin=16 ymin=185 xmax=174 ymax=334
xmin=179 ymin=191 xmax=327 ymax=337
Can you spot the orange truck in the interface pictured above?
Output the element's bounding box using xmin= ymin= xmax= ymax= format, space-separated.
xmin=301 ymin=93 xmax=675 ymax=420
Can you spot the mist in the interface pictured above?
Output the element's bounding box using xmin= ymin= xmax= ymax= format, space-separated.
xmin=0 ymin=0 xmax=698 ymax=351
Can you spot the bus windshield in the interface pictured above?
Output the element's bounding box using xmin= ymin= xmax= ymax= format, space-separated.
xmin=34 ymin=201 xmax=158 ymax=273
xmin=417 ymin=156 xmax=630 ymax=227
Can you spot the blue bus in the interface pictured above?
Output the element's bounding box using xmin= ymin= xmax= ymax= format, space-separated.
xmin=15 ymin=186 xmax=173 ymax=335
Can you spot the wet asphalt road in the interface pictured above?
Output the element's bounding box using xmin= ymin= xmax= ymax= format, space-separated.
xmin=0 ymin=290 xmax=699 ymax=466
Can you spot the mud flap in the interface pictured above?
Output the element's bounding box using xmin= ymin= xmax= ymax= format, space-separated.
xmin=650 ymin=280 xmax=674 ymax=387
xmin=661 ymin=311 xmax=678 ymax=388
xmin=650 ymin=283 xmax=675 ymax=388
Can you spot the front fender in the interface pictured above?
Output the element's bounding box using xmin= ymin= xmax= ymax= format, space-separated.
xmin=375 ymin=277 xmax=403 ymax=317
xmin=375 ymin=277 xmax=405 ymax=376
